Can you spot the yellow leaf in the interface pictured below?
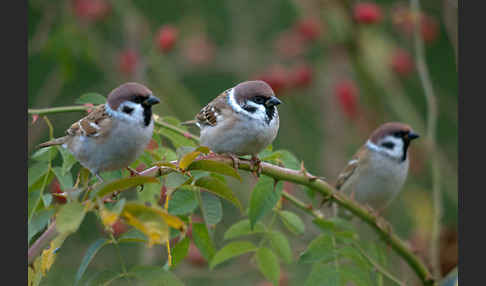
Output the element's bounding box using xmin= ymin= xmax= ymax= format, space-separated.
xmin=179 ymin=151 xmax=201 ymax=170
xmin=153 ymin=208 xmax=186 ymax=232
xmin=123 ymin=212 xmax=168 ymax=247
xmin=100 ymin=209 xmax=118 ymax=227
xmin=39 ymin=233 xmax=68 ymax=276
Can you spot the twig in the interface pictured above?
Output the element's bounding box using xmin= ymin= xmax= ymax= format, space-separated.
xmin=28 ymin=106 xmax=90 ymax=115
xmin=411 ymin=0 xmax=442 ymax=279
xmin=28 ymin=221 xmax=59 ymax=265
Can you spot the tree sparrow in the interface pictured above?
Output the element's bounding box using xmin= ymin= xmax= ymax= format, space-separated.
xmin=190 ymin=80 xmax=281 ymax=170
xmin=38 ymin=82 xmax=160 ymax=182
xmin=326 ymin=122 xmax=419 ymax=213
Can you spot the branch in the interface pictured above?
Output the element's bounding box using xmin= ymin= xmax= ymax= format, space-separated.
xmin=27 ymin=107 xmax=435 ymax=285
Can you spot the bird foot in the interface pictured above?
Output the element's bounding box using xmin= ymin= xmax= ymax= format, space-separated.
xmin=223 ymin=153 xmax=240 ymax=170
xmin=250 ymin=155 xmax=262 ymax=177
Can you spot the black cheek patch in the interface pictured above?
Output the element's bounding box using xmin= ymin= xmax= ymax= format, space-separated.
xmin=243 ymin=104 xmax=257 ymax=113
xmin=122 ymin=106 xmax=134 ymax=114
xmin=381 ymin=141 xmax=395 ymax=149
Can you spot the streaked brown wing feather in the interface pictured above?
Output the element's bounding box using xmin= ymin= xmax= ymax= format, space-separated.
xmin=196 ymin=91 xmax=229 ymax=127
xmin=335 ymin=145 xmax=368 ymax=190
xmin=66 ymin=104 xmax=112 ymax=138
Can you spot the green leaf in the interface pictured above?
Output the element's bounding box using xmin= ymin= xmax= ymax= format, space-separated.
xmin=31 ymin=146 xmax=58 ymax=162
xmin=339 ymin=264 xmax=373 ymax=286
xmin=267 ymin=230 xmax=293 ymax=264
xmin=85 ymin=270 xmax=119 ymax=286
xmin=188 ymin=160 xmax=242 ymax=181
xmin=304 ymin=261 xmax=340 ymax=286
xmin=52 ymin=167 xmax=73 ymax=190
xmin=179 ymin=150 xmax=202 ymax=170
xmin=171 ymin=236 xmax=191 ymax=268
xmin=248 ymin=176 xmax=283 ymax=229
xmin=201 ymin=192 xmax=222 ymax=225
xmin=274 ymin=150 xmax=300 ymax=170
xmin=165 ymin=172 xmax=189 ymax=188
xmin=28 ymin=209 xmax=55 ymax=245
xmin=210 ymin=241 xmax=258 ymax=269
xmin=168 ymin=186 xmax=198 ymax=215
xmin=195 ymin=176 xmax=242 ymax=211
xmin=192 ymin=222 xmax=215 ymax=261
xmin=255 ymin=247 xmax=280 ymax=285
xmin=299 ymin=234 xmax=336 ymax=263
xmin=56 ymin=201 xmax=87 ymax=234
xmin=278 ymin=210 xmax=305 ymax=235
xmin=28 ymin=162 xmax=49 ymax=187
xmin=57 ymin=146 xmax=78 ymax=175
xmin=74 ymin=238 xmax=111 ymax=286
xmin=223 ymin=219 xmax=266 ymax=240
xmin=91 ymin=176 xmax=159 ymax=199
xmin=75 ymin=93 xmax=106 ymax=105
xmin=117 ymin=229 xmax=148 ymax=244
xmin=130 ymin=265 xmax=184 ymax=286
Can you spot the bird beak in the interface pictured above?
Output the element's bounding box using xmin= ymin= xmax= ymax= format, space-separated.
xmin=406 ymin=132 xmax=420 ymax=141
xmin=143 ymin=95 xmax=160 ymax=106
xmin=265 ymin=96 xmax=282 ymax=107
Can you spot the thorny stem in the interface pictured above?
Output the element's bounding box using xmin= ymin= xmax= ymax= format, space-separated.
xmin=27 ymin=107 xmax=435 ymax=286
xmin=411 ymin=0 xmax=442 ymax=279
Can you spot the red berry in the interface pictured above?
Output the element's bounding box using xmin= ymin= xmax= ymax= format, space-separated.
xmin=155 ymin=25 xmax=178 ymax=53
xmin=111 ymin=219 xmax=129 ymax=237
xmin=73 ymin=0 xmax=110 ymax=22
xmin=289 ymin=65 xmax=313 ymax=88
xmin=118 ymin=50 xmax=138 ymax=76
xmin=420 ymin=15 xmax=439 ymax=44
xmin=187 ymin=242 xmax=206 ymax=266
xmin=296 ymin=18 xmax=321 ymax=41
xmin=334 ymin=80 xmax=359 ymax=119
xmin=353 ymin=2 xmax=382 ymax=24
xmin=255 ymin=66 xmax=289 ymax=93
xmin=50 ymin=180 xmax=67 ymax=204
xmin=391 ymin=49 xmax=414 ymax=76
xmin=31 ymin=114 xmax=39 ymax=124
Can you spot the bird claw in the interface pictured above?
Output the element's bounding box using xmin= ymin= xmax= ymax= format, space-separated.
xmin=250 ymin=155 xmax=262 ymax=177
xmin=223 ymin=153 xmax=240 ymax=170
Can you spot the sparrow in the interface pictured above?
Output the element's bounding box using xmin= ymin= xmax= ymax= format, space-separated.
xmin=325 ymin=122 xmax=419 ymax=214
xmin=37 ymin=82 xmax=160 ymax=182
xmin=188 ymin=80 xmax=281 ymax=170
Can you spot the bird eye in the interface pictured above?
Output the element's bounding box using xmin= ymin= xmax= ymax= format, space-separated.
xmin=253 ymin=96 xmax=266 ymax=105
xmin=122 ymin=106 xmax=134 ymax=114
xmin=381 ymin=142 xmax=395 ymax=149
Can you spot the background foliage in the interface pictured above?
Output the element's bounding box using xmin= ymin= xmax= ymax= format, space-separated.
xmin=28 ymin=0 xmax=457 ymax=285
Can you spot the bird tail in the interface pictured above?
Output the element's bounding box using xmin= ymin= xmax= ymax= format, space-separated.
xmin=37 ymin=136 xmax=68 ymax=148
xmin=180 ymin=120 xmax=198 ymax=126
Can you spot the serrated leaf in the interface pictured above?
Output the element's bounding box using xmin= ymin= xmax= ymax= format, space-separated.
xmin=299 ymin=234 xmax=337 ymax=263
xmin=91 ymin=176 xmax=159 ymax=199
xmin=165 ymin=172 xmax=189 ymax=188
xmin=130 ymin=265 xmax=184 ymax=286
xmin=223 ymin=219 xmax=266 ymax=240
xmin=195 ymin=176 xmax=242 ymax=211
xmin=28 ymin=209 xmax=55 ymax=245
xmin=255 ymin=247 xmax=280 ymax=285
xmin=57 ymin=146 xmax=77 ymax=175
xmin=74 ymin=238 xmax=111 ymax=286
xmin=249 ymin=176 xmax=283 ymax=229
xmin=267 ymin=230 xmax=293 ymax=264
xmin=188 ymin=160 xmax=242 ymax=181
xmin=168 ymin=186 xmax=198 ymax=215
xmin=210 ymin=241 xmax=258 ymax=269
xmin=192 ymin=222 xmax=215 ymax=261
xmin=201 ymin=192 xmax=222 ymax=225
xmin=304 ymin=261 xmax=340 ymax=286
xmin=278 ymin=210 xmax=305 ymax=235
xmin=56 ymin=202 xmax=87 ymax=234
xmin=171 ymin=236 xmax=191 ymax=268
xmin=75 ymin=93 xmax=106 ymax=104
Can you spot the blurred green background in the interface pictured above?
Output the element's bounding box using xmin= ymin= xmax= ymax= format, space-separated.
xmin=28 ymin=0 xmax=457 ymax=285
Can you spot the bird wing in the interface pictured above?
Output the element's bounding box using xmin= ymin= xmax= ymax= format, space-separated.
xmin=195 ymin=90 xmax=230 ymax=127
xmin=335 ymin=145 xmax=368 ymax=190
xmin=66 ymin=104 xmax=112 ymax=138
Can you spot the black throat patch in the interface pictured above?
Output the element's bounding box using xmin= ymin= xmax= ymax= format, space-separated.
xmin=142 ymin=105 xmax=152 ymax=127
